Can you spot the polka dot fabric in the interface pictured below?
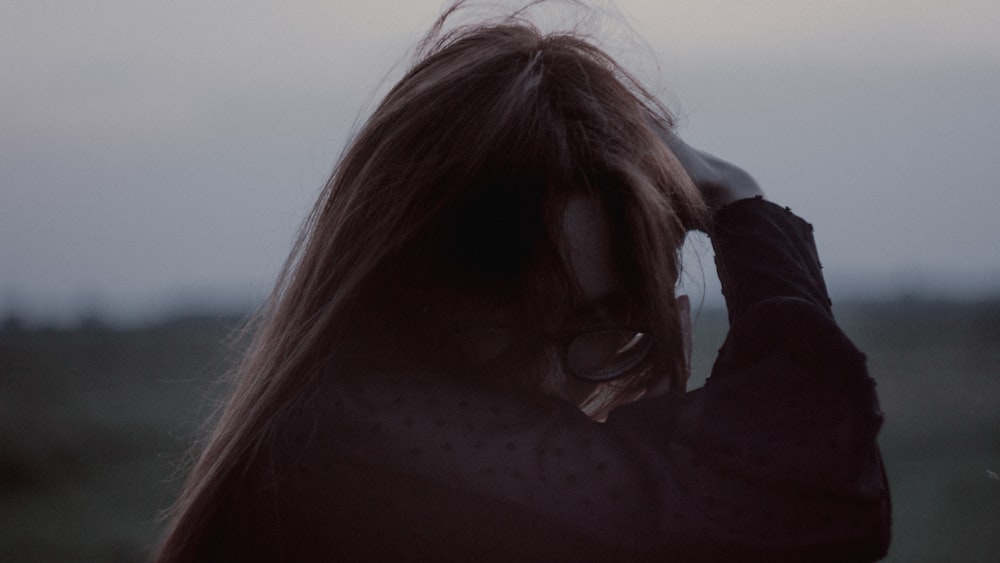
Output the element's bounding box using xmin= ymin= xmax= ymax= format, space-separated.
xmin=208 ymin=199 xmax=891 ymax=561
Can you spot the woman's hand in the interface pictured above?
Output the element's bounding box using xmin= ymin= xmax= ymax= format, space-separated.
xmin=658 ymin=129 xmax=765 ymax=210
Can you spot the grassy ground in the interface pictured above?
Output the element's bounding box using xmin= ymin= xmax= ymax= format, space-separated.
xmin=0 ymin=315 xmax=241 ymax=562
xmin=1 ymin=300 xmax=997 ymax=561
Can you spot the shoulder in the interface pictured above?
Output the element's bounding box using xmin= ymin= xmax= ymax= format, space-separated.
xmin=657 ymin=298 xmax=889 ymax=560
xmin=698 ymin=297 xmax=881 ymax=456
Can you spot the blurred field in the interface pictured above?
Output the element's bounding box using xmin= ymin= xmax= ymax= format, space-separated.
xmin=1 ymin=300 xmax=998 ymax=561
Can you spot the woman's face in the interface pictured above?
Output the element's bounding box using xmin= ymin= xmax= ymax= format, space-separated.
xmin=552 ymin=194 xmax=691 ymax=420
xmin=547 ymin=194 xmax=638 ymax=419
xmin=422 ymin=193 xmax=682 ymax=420
xmin=560 ymin=195 xmax=622 ymax=309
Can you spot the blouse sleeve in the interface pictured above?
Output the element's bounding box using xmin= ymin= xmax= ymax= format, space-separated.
xmin=607 ymin=197 xmax=891 ymax=560
xmin=711 ymin=196 xmax=833 ymax=323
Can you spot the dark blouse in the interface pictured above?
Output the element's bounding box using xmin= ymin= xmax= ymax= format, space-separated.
xmin=206 ymin=198 xmax=891 ymax=561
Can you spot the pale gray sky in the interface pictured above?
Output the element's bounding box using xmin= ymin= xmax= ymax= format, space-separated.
xmin=2 ymin=1 xmax=999 ymax=323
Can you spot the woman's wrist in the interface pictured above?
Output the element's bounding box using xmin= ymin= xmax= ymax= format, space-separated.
xmin=706 ymin=164 xmax=765 ymax=209
xmin=654 ymin=126 xmax=765 ymax=210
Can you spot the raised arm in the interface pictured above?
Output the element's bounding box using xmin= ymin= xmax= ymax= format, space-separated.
xmin=655 ymin=128 xmax=831 ymax=320
xmin=618 ymin=127 xmax=892 ymax=561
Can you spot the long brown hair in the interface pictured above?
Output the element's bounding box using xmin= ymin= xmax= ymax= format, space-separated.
xmin=157 ymin=3 xmax=705 ymax=560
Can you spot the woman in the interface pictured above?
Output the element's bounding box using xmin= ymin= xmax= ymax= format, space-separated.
xmin=157 ymin=5 xmax=890 ymax=561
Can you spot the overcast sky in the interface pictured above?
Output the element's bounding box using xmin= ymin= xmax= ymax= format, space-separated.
xmin=2 ymin=1 xmax=998 ymax=324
